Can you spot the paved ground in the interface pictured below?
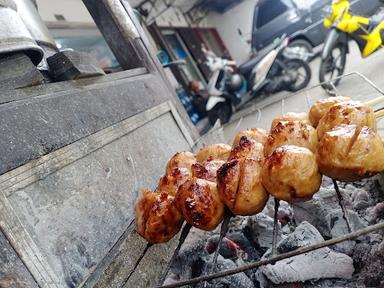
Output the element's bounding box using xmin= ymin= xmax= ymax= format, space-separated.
xmin=222 ymin=41 xmax=384 ymax=142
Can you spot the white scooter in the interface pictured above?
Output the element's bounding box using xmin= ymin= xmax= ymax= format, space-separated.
xmin=205 ymin=36 xmax=312 ymax=125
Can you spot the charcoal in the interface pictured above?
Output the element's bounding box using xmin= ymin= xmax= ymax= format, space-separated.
xmin=206 ymin=233 xmax=260 ymax=262
xmin=197 ymin=255 xmax=254 ymax=288
xmin=259 ymin=222 xmax=354 ymax=285
xmin=326 ymin=209 xmax=367 ymax=255
xmin=292 ymin=187 xmax=353 ymax=238
xmin=246 ymin=213 xmax=281 ymax=249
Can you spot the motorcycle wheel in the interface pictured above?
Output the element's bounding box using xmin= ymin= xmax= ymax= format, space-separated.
xmin=319 ymin=45 xmax=347 ymax=90
xmin=208 ymin=102 xmax=232 ymax=126
xmin=285 ymin=59 xmax=312 ymax=92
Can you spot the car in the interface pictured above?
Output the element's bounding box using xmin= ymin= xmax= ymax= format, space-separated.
xmin=251 ymin=0 xmax=382 ymax=56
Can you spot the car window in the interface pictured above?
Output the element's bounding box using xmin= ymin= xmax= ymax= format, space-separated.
xmin=293 ymin=0 xmax=328 ymax=11
xmin=256 ymin=0 xmax=294 ymax=28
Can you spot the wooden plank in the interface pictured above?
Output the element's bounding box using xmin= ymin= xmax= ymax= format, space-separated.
xmin=0 ymin=103 xmax=192 ymax=287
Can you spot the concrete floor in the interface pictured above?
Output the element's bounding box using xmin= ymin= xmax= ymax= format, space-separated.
xmin=222 ymin=41 xmax=384 ymax=142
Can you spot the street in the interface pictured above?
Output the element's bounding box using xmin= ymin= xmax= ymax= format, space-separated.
xmin=223 ymin=41 xmax=384 ymax=141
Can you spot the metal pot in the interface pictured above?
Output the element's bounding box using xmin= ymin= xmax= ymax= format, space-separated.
xmin=13 ymin=0 xmax=57 ymax=53
xmin=0 ymin=0 xmax=43 ymax=65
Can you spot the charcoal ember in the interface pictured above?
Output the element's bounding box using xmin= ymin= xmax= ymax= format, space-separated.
xmin=352 ymin=241 xmax=384 ymax=287
xmin=351 ymin=188 xmax=371 ymax=210
xmin=47 ymin=50 xmax=105 ymax=81
xmin=259 ymin=222 xmax=354 ymax=285
xmin=368 ymin=202 xmax=384 ymax=223
xmin=326 ymin=209 xmax=367 ymax=255
xmin=292 ymin=187 xmax=353 ymax=238
xmin=198 ymin=255 xmax=255 ymax=288
xmin=246 ymin=213 xmax=281 ymax=249
xmin=206 ymin=233 xmax=260 ymax=261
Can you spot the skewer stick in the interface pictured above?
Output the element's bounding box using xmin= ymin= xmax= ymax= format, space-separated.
xmin=157 ymin=224 xmax=192 ymax=286
xmin=271 ymin=198 xmax=280 ymax=256
xmin=159 ymin=222 xmax=384 ymax=288
xmin=375 ymin=109 xmax=384 ymax=119
xmin=332 ymin=179 xmax=352 ymax=233
xmin=210 ymin=211 xmax=233 ymax=269
xmin=366 ymin=95 xmax=384 ymax=107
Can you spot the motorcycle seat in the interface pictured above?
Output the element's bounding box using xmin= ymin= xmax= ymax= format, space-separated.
xmin=238 ymin=42 xmax=279 ymax=77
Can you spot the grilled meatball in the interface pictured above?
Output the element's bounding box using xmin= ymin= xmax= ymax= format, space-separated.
xmin=309 ymin=96 xmax=351 ymax=127
xmin=229 ymin=136 xmax=264 ymax=161
xmin=317 ymin=125 xmax=384 ymax=182
xmin=175 ymin=178 xmax=225 ymax=231
xmin=264 ymin=121 xmax=318 ymax=156
xmin=195 ymin=144 xmax=231 ymax=162
xmin=135 ymin=190 xmax=183 ymax=243
xmin=166 ymin=151 xmax=196 ymax=175
xmin=262 ymin=145 xmax=321 ymax=202
xmin=317 ymin=101 xmax=376 ymax=139
xmin=217 ymin=158 xmax=269 ymax=216
xmin=157 ymin=167 xmax=192 ymax=195
xmin=232 ymin=128 xmax=268 ymax=146
xmin=191 ymin=160 xmax=225 ymax=183
xmin=271 ymin=112 xmax=310 ymax=130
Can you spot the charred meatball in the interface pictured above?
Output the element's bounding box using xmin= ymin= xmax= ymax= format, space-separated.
xmin=317 ymin=125 xmax=384 ymax=182
xmin=195 ymin=144 xmax=231 ymax=163
xmin=191 ymin=160 xmax=225 ymax=183
xmin=217 ymin=158 xmax=269 ymax=216
xmin=229 ymin=136 xmax=264 ymax=161
xmin=264 ymin=121 xmax=318 ymax=156
xmin=232 ymin=128 xmax=268 ymax=146
xmin=262 ymin=145 xmax=321 ymax=202
xmin=309 ymin=96 xmax=351 ymax=127
xmin=271 ymin=112 xmax=310 ymax=130
xmin=135 ymin=190 xmax=183 ymax=243
xmin=175 ymin=178 xmax=225 ymax=231
xmin=166 ymin=151 xmax=196 ymax=175
xmin=317 ymin=101 xmax=376 ymax=139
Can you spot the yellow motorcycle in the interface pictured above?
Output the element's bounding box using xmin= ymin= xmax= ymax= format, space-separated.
xmin=320 ymin=0 xmax=384 ymax=89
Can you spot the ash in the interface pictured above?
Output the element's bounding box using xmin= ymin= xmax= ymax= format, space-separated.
xmin=164 ymin=174 xmax=384 ymax=288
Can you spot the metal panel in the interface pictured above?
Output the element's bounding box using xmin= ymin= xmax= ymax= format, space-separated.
xmin=0 ymin=102 xmax=193 ymax=287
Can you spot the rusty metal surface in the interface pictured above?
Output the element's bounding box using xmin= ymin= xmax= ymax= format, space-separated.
xmin=2 ymin=109 xmax=192 ymax=287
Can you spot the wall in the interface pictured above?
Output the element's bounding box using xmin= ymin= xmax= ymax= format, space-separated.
xmin=202 ymin=0 xmax=258 ymax=64
xmin=36 ymin=0 xmax=94 ymax=23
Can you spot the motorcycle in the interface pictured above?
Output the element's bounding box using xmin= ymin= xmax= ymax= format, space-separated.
xmin=205 ymin=36 xmax=312 ymax=125
xmin=319 ymin=0 xmax=384 ymax=90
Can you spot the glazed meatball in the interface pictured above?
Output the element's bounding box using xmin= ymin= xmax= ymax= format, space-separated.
xmin=165 ymin=151 xmax=196 ymax=175
xmin=317 ymin=101 xmax=376 ymax=139
xmin=195 ymin=143 xmax=232 ymax=163
xmin=217 ymin=158 xmax=269 ymax=216
xmin=157 ymin=167 xmax=192 ymax=195
xmin=262 ymin=145 xmax=321 ymax=202
xmin=264 ymin=121 xmax=318 ymax=156
xmin=229 ymin=136 xmax=264 ymax=161
xmin=175 ymin=178 xmax=225 ymax=231
xmin=135 ymin=190 xmax=183 ymax=243
xmin=317 ymin=125 xmax=384 ymax=182
xmin=191 ymin=160 xmax=225 ymax=183
xmin=309 ymin=96 xmax=351 ymax=127
xmin=271 ymin=112 xmax=310 ymax=130
xmin=232 ymin=128 xmax=268 ymax=146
